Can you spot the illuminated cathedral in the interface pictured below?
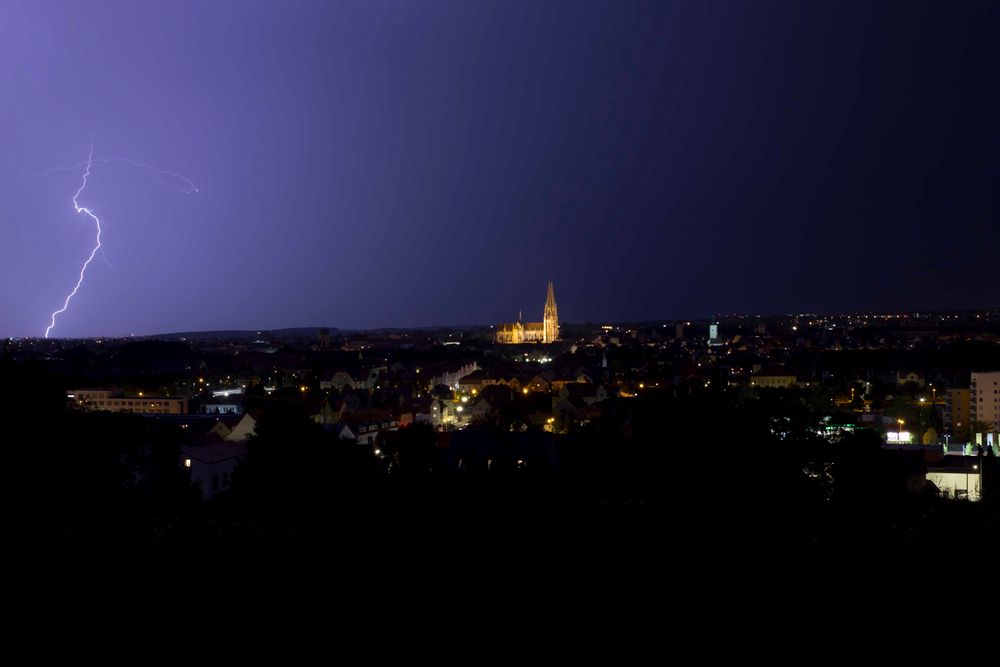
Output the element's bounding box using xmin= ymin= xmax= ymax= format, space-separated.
xmin=495 ymin=281 xmax=559 ymax=344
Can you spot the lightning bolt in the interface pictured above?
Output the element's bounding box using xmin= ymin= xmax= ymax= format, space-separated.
xmin=38 ymin=157 xmax=198 ymax=194
xmin=45 ymin=144 xmax=101 ymax=339
xmin=42 ymin=146 xmax=198 ymax=338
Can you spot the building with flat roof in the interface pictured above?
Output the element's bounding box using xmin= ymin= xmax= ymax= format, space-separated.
xmin=750 ymin=367 xmax=797 ymax=389
xmin=945 ymin=387 xmax=970 ymax=438
xmin=970 ymin=371 xmax=1000 ymax=431
xmin=68 ymin=389 xmax=188 ymax=415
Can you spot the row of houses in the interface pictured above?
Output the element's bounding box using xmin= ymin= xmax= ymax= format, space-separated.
xmin=315 ymin=360 xmax=480 ymax=393
xmin=457 ymin=367 xmax=596 ymax=393
xmin=173 ymin=403 xmax=568 ymax=497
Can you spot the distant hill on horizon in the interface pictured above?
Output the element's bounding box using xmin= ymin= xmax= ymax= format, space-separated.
xmin=150 ymin=324 xmax=489 ymax=340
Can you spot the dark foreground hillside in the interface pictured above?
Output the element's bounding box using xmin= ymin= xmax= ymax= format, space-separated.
xmin=5 ymin=359 xmax=998 ymax=625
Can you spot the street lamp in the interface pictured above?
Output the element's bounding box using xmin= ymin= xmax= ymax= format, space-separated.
xmin=897 ymin=419 xmax=905 ymax=443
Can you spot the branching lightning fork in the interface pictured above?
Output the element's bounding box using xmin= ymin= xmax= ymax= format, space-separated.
xmin=43 ymin=145 xmax=198 ymax=338
xmin=39 ymin=156 xmax=199 ymax=194
xmin=44 ymin=145 xmax=101 ymax=339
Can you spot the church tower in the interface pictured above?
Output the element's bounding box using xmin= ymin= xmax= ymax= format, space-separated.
xmin=543 ymin=281 xmax=559 ymax=343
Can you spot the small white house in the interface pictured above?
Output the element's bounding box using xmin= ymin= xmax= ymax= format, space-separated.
xmin=225 ymin=413 xmax=258 ymax=441
xmin=181 ymin=440 xmax=247 ymax=498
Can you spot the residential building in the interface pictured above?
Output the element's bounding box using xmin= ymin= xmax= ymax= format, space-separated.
xmin=896 ymin=370 xmax=926 ymax=388
xmin=343 ymin=409 xmax=398 ymax=445
xmin=225 ymin=412 xmax=258 ymax=441
xmin=750 ymin=368 xmax=797 ymax=389
xmin=68 ymin=389 xmax=187 ymax=414
xmin=971 ymin=371 xmax=1000 ymax=431
xmin=432 ymin=360 xmax=480 ymax=390
xmin=945 ymin=388 xmax=971 ymax=437
xmin=181 ymin=439 xmax=246 ymax=498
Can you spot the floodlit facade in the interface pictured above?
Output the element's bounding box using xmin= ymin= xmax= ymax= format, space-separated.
xmin=496 ymin=281 xmax=559 ymax=344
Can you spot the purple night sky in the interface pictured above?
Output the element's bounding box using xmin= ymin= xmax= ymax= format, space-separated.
xmin=1 ymin=1 xmax=998 ymax=337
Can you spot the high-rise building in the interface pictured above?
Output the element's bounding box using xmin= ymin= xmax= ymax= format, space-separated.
xmin=495 ymin=282 xmax=559 ymax=344
xmin=945 ymin=388 xmax=970 ymax=437
xmin=970 ymin=371 xmax=1000 ymax=431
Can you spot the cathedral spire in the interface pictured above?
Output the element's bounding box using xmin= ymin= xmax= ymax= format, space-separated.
xmin=495 ymin=282 xmax=558 ymax=344
xmin=543 ymin=280 xmax=559 ymax=343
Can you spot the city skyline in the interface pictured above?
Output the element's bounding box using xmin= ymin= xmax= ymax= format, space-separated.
xmin=1 ymin=1 xmax=998 ymax=338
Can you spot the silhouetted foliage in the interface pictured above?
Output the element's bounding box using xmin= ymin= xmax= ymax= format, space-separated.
xmin=386 ymin=422 xmax=439 ymax=474
xmin=233 ymin=403 xmax=378 ymax=506
xmin=833 ymin=429 xmax=908 ymax=506
xmin=4 ymin=356 xmax=998 ymax=617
